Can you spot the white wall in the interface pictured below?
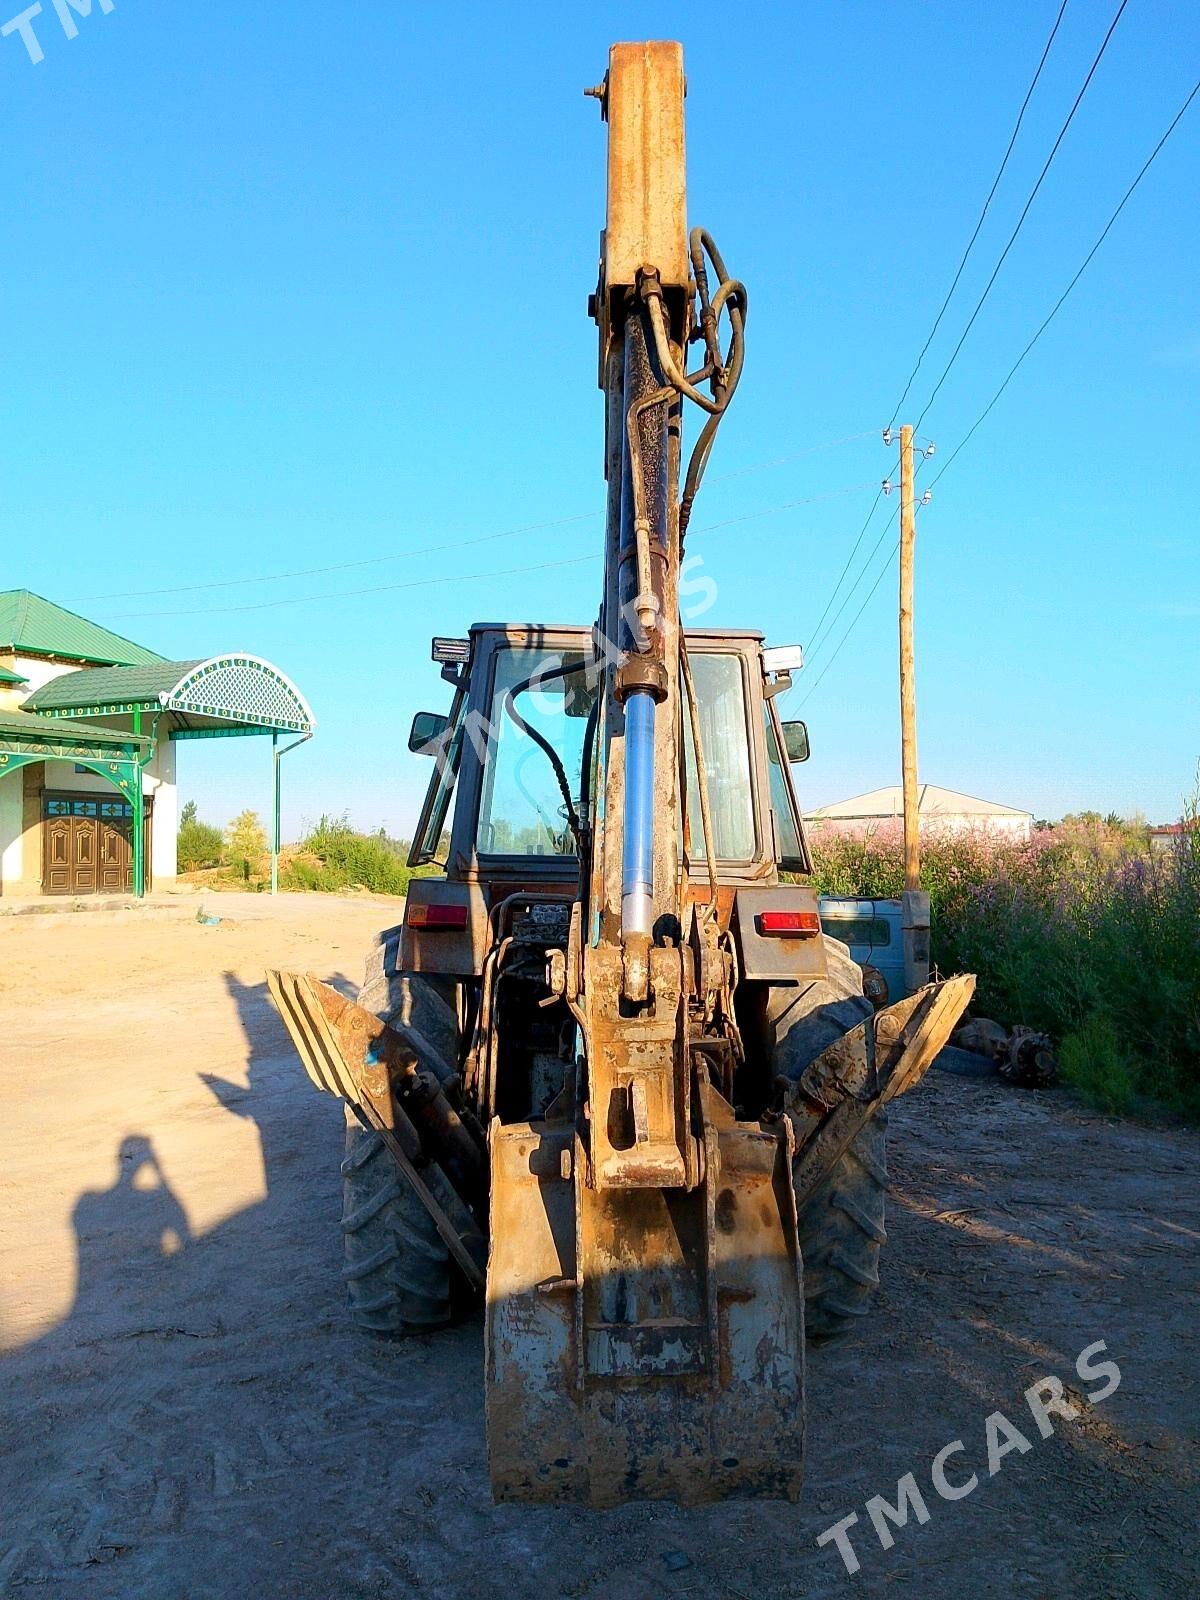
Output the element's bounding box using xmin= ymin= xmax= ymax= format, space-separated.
xmin=0 ymin=772 xmax=21 ymax=888
xmin=151 ymin=738 xmax=177 ymax=881
xmin=12 ymin=656 xmax=84 ymax=695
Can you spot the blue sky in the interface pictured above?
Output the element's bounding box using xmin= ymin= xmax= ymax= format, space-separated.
xmin=3 ymin=1 xmax=1196 ymax=837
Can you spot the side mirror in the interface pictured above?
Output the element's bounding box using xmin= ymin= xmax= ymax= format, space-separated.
xmin=409 ymin=711 xmax=450 ymax=756
xmin=782 ymin=720 xmax=810 ymax=763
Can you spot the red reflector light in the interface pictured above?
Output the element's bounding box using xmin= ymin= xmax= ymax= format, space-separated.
xmin=408 ymin=903 xmax=469 ymax=931
xmin=757 ymin=910 xmax=820 ymax=937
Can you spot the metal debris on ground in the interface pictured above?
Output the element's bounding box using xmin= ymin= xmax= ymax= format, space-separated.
xmin=997 ymin=1026 xmax=1058 ymax=1089
xmin=951 ymin=1016 xmax=1058 ymax=1090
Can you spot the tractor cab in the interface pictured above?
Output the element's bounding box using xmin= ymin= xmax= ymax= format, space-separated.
xmin=407 ymin=623 xmax=813 ymax=890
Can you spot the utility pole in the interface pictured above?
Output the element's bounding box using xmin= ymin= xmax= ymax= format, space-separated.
xmin=896 ymin=423 xmax=930 ymax=991
xmin=898 ymin=424 xmax=919 ymax=891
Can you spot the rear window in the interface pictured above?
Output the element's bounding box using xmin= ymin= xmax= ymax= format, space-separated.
xmin=824 ymin=916 xmax=892 ymax=949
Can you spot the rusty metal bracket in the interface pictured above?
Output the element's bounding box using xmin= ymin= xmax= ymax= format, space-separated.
xmin=266 ymin=969 xmax=487 ymax=1291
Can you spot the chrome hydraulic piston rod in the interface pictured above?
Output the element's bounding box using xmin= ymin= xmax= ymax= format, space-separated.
xmin=620 ymin=690 xmax=655 ymax=936
xmin=615 ymin=306 xmax=670 ymax=972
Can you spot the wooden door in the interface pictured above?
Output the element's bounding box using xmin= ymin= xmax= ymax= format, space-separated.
xmin=43 ymin=813 xmax=75 ymax=893
xmin=97 ymin=800 xmax=131 ymax=891
xmin=93 ymin=798 xmax=152 ymax=891
xmin=43 ymin=796 xmax=100 ymax=894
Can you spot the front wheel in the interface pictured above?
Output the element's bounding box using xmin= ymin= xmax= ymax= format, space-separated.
xmin=794 ymin=1112 xmax=888 ymax=1339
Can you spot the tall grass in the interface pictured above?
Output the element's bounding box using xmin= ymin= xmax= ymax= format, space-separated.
xmin=280 ymin=815 xmax=417 ymax=897
xmin=808 ymin=811 xmax=1200 ymax=1120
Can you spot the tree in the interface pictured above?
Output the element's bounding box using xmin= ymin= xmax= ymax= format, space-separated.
xmin=177 ymin=804 xmax=223 ymax=872
xmin=225 ymin=809 xmax=268 ymax=882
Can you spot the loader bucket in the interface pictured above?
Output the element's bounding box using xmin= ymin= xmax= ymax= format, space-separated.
xmin=486 ymin=1083 xmax=805 ymax=1506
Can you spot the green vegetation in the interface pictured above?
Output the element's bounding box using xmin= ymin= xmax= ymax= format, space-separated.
xmin=177 ymin=799 xmax=224 ymax=872
xmin=279 ymin=815 xmax=416 ymax=896
xmin=225 ymin=809 xmax=269 ymax=882
xmin=808 ymin=804 xmax=1200 ymax=1121
xmin=176 ymin=802 xmax=433 ymax=896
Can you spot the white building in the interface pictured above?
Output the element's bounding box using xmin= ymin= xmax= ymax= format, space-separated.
xmin=0 ymin=590 xmax=314 ymax=898
xmin=806 ymin=783 xmax=1032 ymax=843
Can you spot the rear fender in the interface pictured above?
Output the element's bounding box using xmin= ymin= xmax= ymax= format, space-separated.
xmin=731 ymin=886 xmax=828 ymax=983
xmin=400 ymin=879 xmax=491 ymax=976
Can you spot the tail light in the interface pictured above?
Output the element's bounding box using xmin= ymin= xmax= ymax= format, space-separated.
xmin=757 ymin=910 xmax=820 ymax=937
xmin=407 ymin=903 xmax=469 ymax=931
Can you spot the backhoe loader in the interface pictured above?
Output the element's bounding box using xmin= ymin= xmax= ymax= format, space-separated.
xmin=268 ymin=41 xmax=973 ymax=1506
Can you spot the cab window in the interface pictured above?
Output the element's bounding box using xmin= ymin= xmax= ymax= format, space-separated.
xmin=764 ymin=705 xmax=808 ymax=872
xmin=682 ymin=652 xmax=756 ymax=861
xmin=477 ymin=647 xmax=591 ymax=856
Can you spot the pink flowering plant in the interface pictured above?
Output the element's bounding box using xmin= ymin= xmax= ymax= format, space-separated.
xmin=807 ymin=798 xmax=1200 ymax=1119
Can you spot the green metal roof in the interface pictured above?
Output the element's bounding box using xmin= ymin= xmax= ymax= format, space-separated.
xmin=0 ymin=590 xmax=165 ymax=667
xmin=0 ymin=707 xmax=149 ymax=751
xmin=27 ymin=659 xmax=205 ymax=711
xmin=25 ymin=653 xmax=316 ymax=734
xmin=0 ymin=664 xmax=29 ymax=685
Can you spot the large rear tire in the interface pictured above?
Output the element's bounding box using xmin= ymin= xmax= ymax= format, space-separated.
xmin=339 ymin=936 xmax=457 ymax=1335
xmin=771 ymin=936 xmax=888 ymax=1340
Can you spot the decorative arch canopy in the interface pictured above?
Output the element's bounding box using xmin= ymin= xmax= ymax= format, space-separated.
xmin=24 ymin=654 xmax=315 ymax=736
xmin=165 ymin=655 xmax=314 ymax=734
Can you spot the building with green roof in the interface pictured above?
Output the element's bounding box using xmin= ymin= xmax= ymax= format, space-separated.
xmin=0 ymin=590 xmax=314 ymax=898
xmin=0 ymin=589 xmax=167 ymax=668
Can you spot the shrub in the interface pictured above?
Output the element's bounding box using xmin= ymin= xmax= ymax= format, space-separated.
xmin=285 ymin=815 xmax=413 ymax=897
xmin=1059 ymin=1015 xmax=1137 ymax=1116
xmin=177 ymin=808 xmax=224 ymax=871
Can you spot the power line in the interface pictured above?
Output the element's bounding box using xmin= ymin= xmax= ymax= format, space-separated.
xmin=87 ymin=511 xmax=602 ymax=603
xmin=803 ymin=67 xmax=1200 ymax=712
xmin=101 ymin=552 xmax=600 ymax=621
xmin=798 ymin=59 xmax=1199 ymax=710
xmin=81 ymin=432 xmax=877 ymax=604
xmin=914 ymin=0 xmax=1129 ymax=430
xmin=797 ymin=542 xmax=899 ymax=709
xmin=805 ymin=507 xmax=896 ymax=665
xmin=888 ymin=0 xmax=1070 ymax=429
xmin=805 ymin=452 xmax=926 ymax=662
xmin=99 ymin=481 xmax=878 ymax=621
xmin=798 ymin=461 xmax=935 ymax=702
xmin=803 ymin=476 xmax=890 ymax=656
xmin=931 ymin=72 xmax=1200 ymax=490
xmin=710 ymin=429 xmax=877 ymax=482
xmin=694 ymin=479 xmax=877 ymax=537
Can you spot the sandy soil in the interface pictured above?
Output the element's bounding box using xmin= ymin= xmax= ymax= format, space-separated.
xmin=1 ymin=897 xmax=1197 ymax=1599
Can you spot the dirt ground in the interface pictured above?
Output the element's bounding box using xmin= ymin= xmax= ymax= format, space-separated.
xmin=1 ymin=897 xmax=1197 ymax=1599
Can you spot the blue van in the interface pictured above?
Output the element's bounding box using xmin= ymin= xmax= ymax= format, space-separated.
xmin=817 ymin=896 xmax=908 ymax=1006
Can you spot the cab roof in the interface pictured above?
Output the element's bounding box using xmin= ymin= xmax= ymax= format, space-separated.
xmin=466 ymin=622 xmax=765 ymax=640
